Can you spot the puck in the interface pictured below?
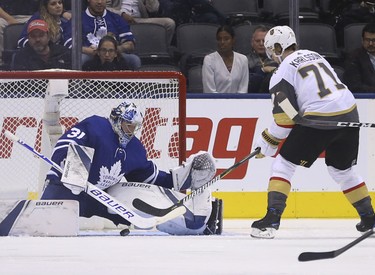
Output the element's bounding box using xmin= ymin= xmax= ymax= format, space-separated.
xmin=120 ymin=228 xmax=130 ymax=236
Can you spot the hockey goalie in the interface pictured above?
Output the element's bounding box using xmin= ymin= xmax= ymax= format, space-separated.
xmin=32 ymin=100 xmax=223 ymax=236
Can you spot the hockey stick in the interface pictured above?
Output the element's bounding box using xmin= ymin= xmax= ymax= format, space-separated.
xmin=298 ymin=229 xmax=374 ymax=261
xmin=132 ymin=148 xmax=260 ymax=217
xmin=275 ymin=91 xmax=375 ymax=128
xmin=4 ymin=131 xmax=185 ymax=229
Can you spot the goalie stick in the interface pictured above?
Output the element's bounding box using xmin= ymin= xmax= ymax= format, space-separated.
xmin=132 ymin=148 xmax=260 ymax=217
xmin=275 ymin=91 xmax=375 ymax=129
xmin=4 ymin=131 xmax=185 ymax=229
xmin=298 ymin=229 xmax=374 ymax=261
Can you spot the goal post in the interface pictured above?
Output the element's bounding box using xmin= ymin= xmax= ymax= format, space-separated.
xmin=0 ymin=70 xmax=186 ymax=200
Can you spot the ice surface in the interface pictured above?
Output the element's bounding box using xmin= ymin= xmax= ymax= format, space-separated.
xmin=0 ymin=219 xmax=374 ymax=275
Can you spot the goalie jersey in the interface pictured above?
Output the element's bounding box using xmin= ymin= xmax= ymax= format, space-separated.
xmin=270 ymin=49 xmax=359 ymax=129
xmin=46 ymin=115 xmax=173 ymax=190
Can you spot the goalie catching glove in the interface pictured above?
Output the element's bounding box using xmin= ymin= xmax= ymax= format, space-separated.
xmin=170 ymin=151 xmax=216 ymax=191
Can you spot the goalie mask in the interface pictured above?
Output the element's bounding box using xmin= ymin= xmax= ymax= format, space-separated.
xmin=109 ymin=101 xmax=143 ymax=148
xmin=264 ymin=25 xmax=296 ymax=62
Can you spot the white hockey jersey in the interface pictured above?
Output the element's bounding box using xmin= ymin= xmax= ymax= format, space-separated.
xmin=269 ymin=49 xmax=358 ymax=128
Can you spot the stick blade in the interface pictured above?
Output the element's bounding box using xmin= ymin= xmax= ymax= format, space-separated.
xmin=298 ymin=251 xmax=335 ymax=262
xmin=132 ymin=198 xmax=180 ymax=217
xmin=4 ymin=130 xmax=19 ymax=142
xmin=155 ymin=206 xmax=186 ymax=224
xmin=299 ymin=230 xmax=374 ymax=262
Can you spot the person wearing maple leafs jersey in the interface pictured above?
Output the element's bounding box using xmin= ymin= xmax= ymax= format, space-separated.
xmin=41 ymin=100 xmax=223 ymax=235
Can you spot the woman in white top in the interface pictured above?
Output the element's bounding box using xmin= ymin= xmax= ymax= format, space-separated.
xmin=202 ymin=25 xmax=249 ymax=93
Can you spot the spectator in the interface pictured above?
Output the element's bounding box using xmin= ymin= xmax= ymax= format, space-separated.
xmin=344 ymin=22 xmax=375 ymax=92
xmin=334 ymin=0 xmax=375 ymax=47
xmin=13 ymin=19 xmax=71 ymax=70
xmin=247 ymin=25 xmax=278 ymax=93
xmin=0 ymin=0 xmax=39 ymax=63
xmin=82 ymin=0 xmax=141 ymax=70
xmin=107 ymin=0 xmax=176 ymax=45
xmin=82 ymin=35 xmax=129 ymax=70
xmin=18 ymin=0 xmax=72 ymax=49
xmin=202 ymin=25 xmax=248 ymax=93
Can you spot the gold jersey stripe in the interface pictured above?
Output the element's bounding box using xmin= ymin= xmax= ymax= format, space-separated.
xmin=268 ymin=177 xmax=291 ymax=196
xmin=273 ymin=113 xmax=295 ymax=126
xmin=343 ymin=183 xmax=370 ymax=204
xmin=303 ymin=104 xmax=357 ymax=117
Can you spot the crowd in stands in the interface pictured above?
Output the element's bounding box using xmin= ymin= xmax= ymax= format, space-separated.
xmin=0 ymin=0 xmax=374 ymax=93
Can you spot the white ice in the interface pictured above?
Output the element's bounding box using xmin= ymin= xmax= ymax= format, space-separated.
xmin=0 ymin=219 xmax=374 ymax=275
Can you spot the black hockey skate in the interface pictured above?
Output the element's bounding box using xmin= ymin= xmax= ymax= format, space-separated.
xmin=251 ymin=208 xmax=282 ymax=239
xmin=356 ymin=213 xmax=375 ymax=232
xmin=203 ymin=198 xmax=223 ymax=235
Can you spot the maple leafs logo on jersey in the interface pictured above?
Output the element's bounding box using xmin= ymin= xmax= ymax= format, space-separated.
xmin=97 ymin=161 xmax=124 ymax=189
xmin=87 ymin=27 xmax=107 ymax=48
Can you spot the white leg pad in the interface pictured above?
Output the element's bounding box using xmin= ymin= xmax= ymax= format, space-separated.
xmin=156 ymin=189 xmax=212 ymax=235
xmin=0 ymin=200 xmax=79 ymax=236
xmin=107 ymin=182 xmax=212 ymax=235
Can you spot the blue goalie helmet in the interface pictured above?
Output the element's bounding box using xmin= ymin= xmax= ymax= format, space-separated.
xmin=109 ymin=100 xmax=143 ymax=148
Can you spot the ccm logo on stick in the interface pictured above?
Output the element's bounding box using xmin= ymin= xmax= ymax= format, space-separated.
xmin=337 ymin=122 xmax=374 ymax=127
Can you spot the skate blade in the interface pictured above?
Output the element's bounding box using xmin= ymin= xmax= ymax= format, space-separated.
xmin=250 ymin=227 xmax=276 ymax=239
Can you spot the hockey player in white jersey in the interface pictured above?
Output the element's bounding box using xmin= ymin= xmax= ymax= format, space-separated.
xmin=251 ymin=25 xmax=375 ymax=239
xmin=41 ymin=100 xmax=223 ymax=235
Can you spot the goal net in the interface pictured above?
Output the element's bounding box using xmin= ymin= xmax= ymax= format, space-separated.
xmin=0 ymin=70 xmax=186 ymax=200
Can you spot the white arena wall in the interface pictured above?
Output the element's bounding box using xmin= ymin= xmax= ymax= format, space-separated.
xmin=1 ymin=94 xmax=375 ymax=218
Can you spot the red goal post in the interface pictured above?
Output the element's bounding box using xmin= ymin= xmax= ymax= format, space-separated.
xmin=0 ymin=70 xmax=186 ymax=200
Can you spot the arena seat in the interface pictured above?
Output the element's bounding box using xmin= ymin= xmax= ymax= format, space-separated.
xmin=2 ymin=23 xmax=25 ymax=68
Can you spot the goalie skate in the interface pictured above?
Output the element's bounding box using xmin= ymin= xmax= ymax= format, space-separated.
xmin=250 ymin=208 xmax=281 ymax=239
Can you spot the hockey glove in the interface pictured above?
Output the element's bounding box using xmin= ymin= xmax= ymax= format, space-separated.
xmin=171 ymin=151 xmax=216 ymax=191
xmin=254 ymin=129 xmax=282 ymax=158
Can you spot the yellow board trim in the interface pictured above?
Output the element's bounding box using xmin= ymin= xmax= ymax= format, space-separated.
xmin=213 ymin=191 xmax=375 ymax=218
xmin=27 ymin=192 xmax=39 ymax=200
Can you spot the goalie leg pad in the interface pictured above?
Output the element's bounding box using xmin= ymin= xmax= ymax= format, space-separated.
xmin=0 ymin=200 xmax=79 ymax=236
xmin=171 ymin=151 xmax=216 ymax=191
xmin=156 ymin=189 xmax=213 ymax=235
xmin=107 ymin=182 xmax=213 ymax=235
